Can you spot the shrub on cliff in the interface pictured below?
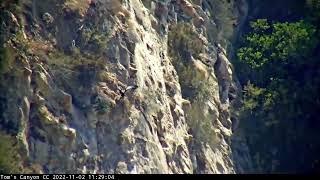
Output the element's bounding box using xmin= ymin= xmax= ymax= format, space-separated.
xmin=168 ymin=23 xmax=204 ymax=62
xmin=0 ymin=132 xmax=23 ymax=173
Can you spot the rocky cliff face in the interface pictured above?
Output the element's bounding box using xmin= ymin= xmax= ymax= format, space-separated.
xmin=0 ymin=0 xmax=252 ymax=173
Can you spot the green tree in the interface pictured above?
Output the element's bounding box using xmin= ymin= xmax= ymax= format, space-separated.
xmin=237 ymin=19 xmax=316 ymax=69
xmin=236 ymin=16 xmax=320 ymax=172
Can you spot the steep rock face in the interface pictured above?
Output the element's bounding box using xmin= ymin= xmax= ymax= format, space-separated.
xmin=0 ymin=0 xmax=251 ymax=173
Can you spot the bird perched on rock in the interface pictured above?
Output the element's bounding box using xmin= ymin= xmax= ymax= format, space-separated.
xmin=118 ymin=85 xmax=138 ymax=98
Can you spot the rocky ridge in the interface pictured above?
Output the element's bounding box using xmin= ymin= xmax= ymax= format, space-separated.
xmin=0 ymin=0 xmax=252 ymax=173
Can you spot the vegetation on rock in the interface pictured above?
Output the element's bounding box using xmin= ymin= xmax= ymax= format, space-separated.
xmin=0 ymin=132 xmax=24 ymax=173
xmin=168 ymin=22 xmax=219 ymax=145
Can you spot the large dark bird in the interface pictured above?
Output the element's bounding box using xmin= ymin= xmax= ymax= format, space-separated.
xmin=118 ymin=85 xmax=138 ymax=98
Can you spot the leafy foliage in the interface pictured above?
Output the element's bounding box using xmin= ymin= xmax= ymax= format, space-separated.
xmin=79 ymin=28 xmax=110 ymax=55
xmin=237 ymin=13 xmax=320 ymax=172
xmin=93 ymin=96 xmax=110 ymax=115
xmin=0 ymin=132 xmax=23 ymax=173
xmin=168 ymin=23 xmax=204 ymax=61
xmin=168 ymin=23 xmax=207 ymax=100
xmin=238 ymin=19 xmax=316 ymax=69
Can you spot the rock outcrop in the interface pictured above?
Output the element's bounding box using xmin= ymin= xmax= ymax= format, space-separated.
xmin=0 ymin=0 xmax=252 ymax=173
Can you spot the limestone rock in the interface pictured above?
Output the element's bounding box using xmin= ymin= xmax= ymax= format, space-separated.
xmin=0 ymin=0 xmax=252 ymax=174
